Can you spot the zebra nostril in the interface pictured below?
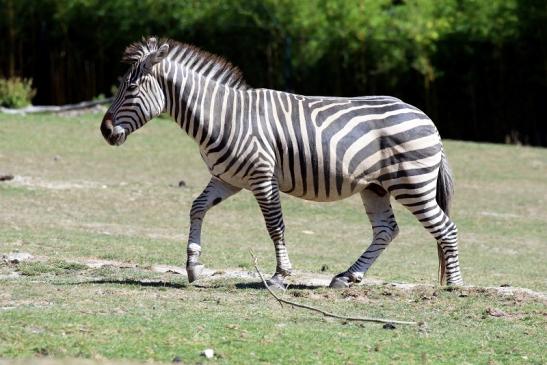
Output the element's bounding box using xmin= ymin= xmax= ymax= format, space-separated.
xmin=101 ymin=113 xmax=114 ymax=140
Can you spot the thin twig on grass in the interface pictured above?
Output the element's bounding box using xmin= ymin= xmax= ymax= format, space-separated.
xmin=250 ymin=249 xmax=418 ymax=326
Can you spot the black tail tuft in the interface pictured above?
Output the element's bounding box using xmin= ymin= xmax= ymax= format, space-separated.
xmin=436 ymin=152 xmax=454 ymax=217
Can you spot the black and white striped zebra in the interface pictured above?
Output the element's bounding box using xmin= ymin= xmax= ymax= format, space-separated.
xmin=101 ymin=37 xmax=463 ymax=288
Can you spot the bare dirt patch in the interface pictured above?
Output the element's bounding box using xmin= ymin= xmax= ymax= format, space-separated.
xmin=3 ymin=254 xmax=545 ymax=302
xmin=7 ymin=175 xmax=107 ymax=190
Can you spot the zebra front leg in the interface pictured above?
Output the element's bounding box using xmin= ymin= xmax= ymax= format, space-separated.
xmin=330 ymin=186 xmax=399 ymax=288
xmin=186 ymin=177 xmax=241 ymax=283
xmin=251 ymin=177 xmax=292 ymax=289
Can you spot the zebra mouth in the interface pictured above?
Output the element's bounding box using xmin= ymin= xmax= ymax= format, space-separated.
xmin=108 ymin=126 xmax=127 ymax=146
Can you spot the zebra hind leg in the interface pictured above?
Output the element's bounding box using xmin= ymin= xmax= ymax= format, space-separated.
xmin=394 ymin=191 xmax=464 ymax=286
xmin=330 ymin=185 xmax=399 ymax=288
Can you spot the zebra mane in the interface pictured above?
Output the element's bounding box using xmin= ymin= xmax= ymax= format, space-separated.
xmin=123 ymin=37 xmax=248 ymax=90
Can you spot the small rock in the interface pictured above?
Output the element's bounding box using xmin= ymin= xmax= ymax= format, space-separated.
xmin=172 ymin=356 xmax=182 ymax=363
xmin=0 ymin=272 xmax=20 ymax=280
xmin=382 ymin=323 xmax=396 ymax=330
xmin=0 ymin=174 xmax=14 ymax=181
xmin=151 ymin=264 xmax=185 ymax=275
xmin=302 ymin=230 xmax=314 ymax=235
xmin=178 ymin=180 xmax=186 ymax=187
xmin=374 ymin=343 xmax=381 ymax=352
xmin=500 ymin=283 xmax=511 ymax=287
xmin=5 ymin=252 xmax=33 ymax=264
xmin=53 ymin=155 xmax=61 ymax=161
xmin=34 ymin=347 xmax=49 ymax=356
xmin=201 ymin=348 xmax=214 ymax=359
xmin=486 ymin=307 xmax=507 ymax=317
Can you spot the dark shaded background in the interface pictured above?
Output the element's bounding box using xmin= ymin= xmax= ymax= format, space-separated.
xmin=1 ymin=0 xmax=545 ymax=145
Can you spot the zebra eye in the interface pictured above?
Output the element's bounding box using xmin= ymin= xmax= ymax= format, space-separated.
xmin=127 ymin=84 xmax=138 ymax=91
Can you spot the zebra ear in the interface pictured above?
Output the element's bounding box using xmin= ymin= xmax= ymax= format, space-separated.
xmin=144 ymin=43 xmax=169 ymax=72
xmin=156 ymin=43 xmax=170 ymax=60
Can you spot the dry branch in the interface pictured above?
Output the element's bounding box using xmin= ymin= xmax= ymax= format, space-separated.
xmin=250 ymin=250 xmax=418 ymax=326
xmin=0 ymin=98 xmax=113 ymax=115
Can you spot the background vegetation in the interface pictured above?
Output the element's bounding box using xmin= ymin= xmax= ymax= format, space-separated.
xmin=0 ymin=0 xmax=546 ymax=145
xmin=0 ymin=77 xmax=37 ymax=108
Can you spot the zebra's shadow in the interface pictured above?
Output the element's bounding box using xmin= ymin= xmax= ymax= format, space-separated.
xmin=64 ymin=278 xmax=320 ymax=291
xmin=65 ymin=278 xmax=188 ymax=289
xmin=234 ymin=282 xmax=322 ymax=290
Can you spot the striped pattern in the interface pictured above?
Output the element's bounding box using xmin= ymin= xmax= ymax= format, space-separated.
xmin=103 ymin=38 xmax=463 ymax=287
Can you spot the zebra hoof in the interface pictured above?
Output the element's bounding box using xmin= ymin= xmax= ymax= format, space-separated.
xmin=329 ymin=275 xmax=351 ymax=289
xmin=266 ymin=273 xmax=286 ymax=290
xmin=186 ymin=263 xmax=204 ymax=283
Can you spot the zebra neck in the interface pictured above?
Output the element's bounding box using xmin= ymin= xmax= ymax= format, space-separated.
xmin=158 ymin=64 xmax=239 ymax=148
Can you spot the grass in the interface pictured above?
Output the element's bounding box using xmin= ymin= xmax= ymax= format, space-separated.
xmin=15 ymin=260 xmax=88 ymax=276
xmin=0 ymin=112 xmax=546 ymax=364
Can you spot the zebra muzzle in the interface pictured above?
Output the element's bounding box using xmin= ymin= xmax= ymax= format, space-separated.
xmin=101 ymin=113 xmax=126 ymax=146
xmin=109 ymin=126 xmax=126 ymax=145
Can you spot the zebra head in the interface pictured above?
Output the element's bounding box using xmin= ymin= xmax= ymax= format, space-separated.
xmin=101 ymin=37 xmax=170 ymax=146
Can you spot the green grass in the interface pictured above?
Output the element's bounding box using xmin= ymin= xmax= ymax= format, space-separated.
xmin=15 ymin=260 xmax=87 ymax=276
xmin=0 ymin=112 xmax=546 ymax=364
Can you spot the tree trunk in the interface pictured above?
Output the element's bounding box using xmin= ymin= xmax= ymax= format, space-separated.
xmin=6 ymin=0 xmax=16 ymax=77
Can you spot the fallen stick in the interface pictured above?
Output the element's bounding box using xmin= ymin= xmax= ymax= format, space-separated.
xmin=0 ymin=98 xmax=113 ymax=115
xmin=250 ymin=250 xmax=418 ymax=326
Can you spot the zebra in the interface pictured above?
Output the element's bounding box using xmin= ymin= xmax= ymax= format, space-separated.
xmin=100 ymin=37 xmax=463 ymax=288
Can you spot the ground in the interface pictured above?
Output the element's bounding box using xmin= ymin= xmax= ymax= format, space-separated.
xmin=0 ymin=112 xmax=546 ymax=364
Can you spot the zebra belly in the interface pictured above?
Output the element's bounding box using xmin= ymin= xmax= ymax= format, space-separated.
xmin=275 ymin=166 xmax=370 ymax=202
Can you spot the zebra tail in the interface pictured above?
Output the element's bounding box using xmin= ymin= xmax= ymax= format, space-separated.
xmin=436 ymin=150 xmax=455 ymax=285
